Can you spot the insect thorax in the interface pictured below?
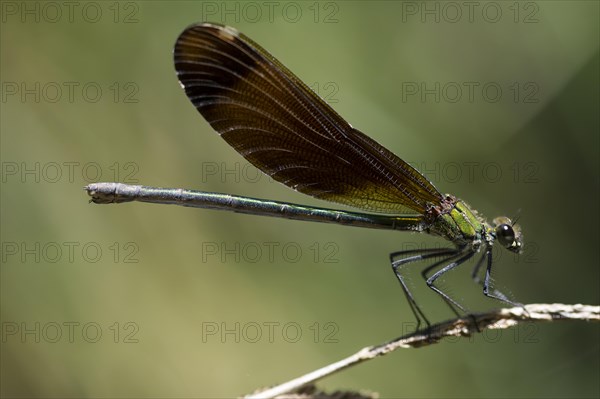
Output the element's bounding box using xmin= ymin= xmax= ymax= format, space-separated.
xmin=425 ymin=195 xmax=489 ymax=249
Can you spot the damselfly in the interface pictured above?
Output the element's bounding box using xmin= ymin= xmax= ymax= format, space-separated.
xmin=86 ymin=23 xmax=523 ymax=328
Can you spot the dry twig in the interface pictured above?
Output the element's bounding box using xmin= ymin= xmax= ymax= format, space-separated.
xmin=244 ymin=303 xmax=599 ymax=399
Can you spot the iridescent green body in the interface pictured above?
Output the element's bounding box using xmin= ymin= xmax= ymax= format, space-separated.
xmin=427 ymin=195 xmax=490 ymax=250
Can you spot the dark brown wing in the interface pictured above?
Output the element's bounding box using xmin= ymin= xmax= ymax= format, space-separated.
xmin=174 ymin=22 xmax=442 ymax=214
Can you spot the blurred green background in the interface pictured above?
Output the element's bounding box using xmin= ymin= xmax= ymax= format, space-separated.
xmin=1 ymin=1 xmax=598 ymax=398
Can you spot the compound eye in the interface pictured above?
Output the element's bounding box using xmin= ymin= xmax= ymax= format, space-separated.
xmin=496 ymin=224 xmax=515 ymax=248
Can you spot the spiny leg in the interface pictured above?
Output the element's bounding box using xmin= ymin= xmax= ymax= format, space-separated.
xmin=421 ymin=254 xmax=464 ymax=318
xmin=482 ymin=247 xmax=521 ymax=306
xmin=390 ymin=248 xmax=458 ymax=330
xmin=425 ymin=250 xmax=477 ymax=313
xmin=471 ymin=247 xmax=520 ymax=305
xmin=461 ymin=250 xmax=491 ymax=331
xmin=471 ymin=250 xmax=487 ymax=285
xmin=392 ymin=249 xmax=457 ymax=330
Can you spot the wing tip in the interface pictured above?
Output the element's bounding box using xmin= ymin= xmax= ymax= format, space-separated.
xmin=178 ymin=22 xmax=240 ymax=43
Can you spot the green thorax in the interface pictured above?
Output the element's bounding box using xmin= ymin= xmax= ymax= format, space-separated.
xmin=426 ymin=195 xmax=490 ymax=248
